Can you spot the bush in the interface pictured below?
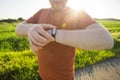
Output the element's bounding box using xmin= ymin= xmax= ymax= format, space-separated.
xmin=0 ymin=36 xmax=30 ymax=52
xmin=0 ymin=51 xmax=38 ymax=80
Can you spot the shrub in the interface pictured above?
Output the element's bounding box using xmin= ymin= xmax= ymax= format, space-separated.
xmin=0 ymin=51 xmax=38 ymax=80
xmin=0 ymin=36 xmax=30 ymax=52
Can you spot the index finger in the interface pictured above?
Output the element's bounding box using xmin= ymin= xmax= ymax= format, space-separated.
xmin=36 ymin=27 xmax=55 ymax=41
xmin=41 ymin=24 xmax=56 ymax=30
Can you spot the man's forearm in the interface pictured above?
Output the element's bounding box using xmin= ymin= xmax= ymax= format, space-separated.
xmin=55 ymin=23 xmax=114 ymax=50
xmin=15 ymin=22 xmax=35 ymax=37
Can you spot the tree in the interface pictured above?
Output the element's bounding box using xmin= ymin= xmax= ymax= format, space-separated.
xmin=17 ymin=17 xmax=24 ymax=22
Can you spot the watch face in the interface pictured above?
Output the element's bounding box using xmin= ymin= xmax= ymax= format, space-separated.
xmin=52 ymin=28 xmax=56 ymax=34
xmin=52 ymin=28 xmax=57 ymax=38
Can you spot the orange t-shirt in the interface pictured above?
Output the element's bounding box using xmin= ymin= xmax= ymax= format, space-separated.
xmin=26 ymin=7 xmax=96 ymax=80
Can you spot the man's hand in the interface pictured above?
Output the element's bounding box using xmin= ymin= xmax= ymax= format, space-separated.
xmin=28 ymin=24 xmax=56 ymax=55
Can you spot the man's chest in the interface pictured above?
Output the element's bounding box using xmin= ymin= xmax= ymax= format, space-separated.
xmin=38 ymin=10 xmax=80 ymax=30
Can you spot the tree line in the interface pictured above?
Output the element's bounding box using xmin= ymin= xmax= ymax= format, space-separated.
xmin=1 ymin=17 xmax=120 ymax=23
xmin=0 ymin=17 xmax=24 ymax=23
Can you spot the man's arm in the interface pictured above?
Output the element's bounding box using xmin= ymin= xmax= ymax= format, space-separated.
xmin=15 ymin=22 xmax=55 ymax=37
xmin=54 ymin=22 xmax=114 ymax=50
xmin=15 ymin=22 xmax=56 ymax=55
xmin=15 ymin=21 xmax=34 ymax=37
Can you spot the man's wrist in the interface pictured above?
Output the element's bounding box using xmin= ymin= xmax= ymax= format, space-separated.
xmin=27 ymin=24 xmax=37 ymax=36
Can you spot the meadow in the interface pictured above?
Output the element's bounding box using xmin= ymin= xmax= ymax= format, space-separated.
xmin=0 ymin=20 xmax=120 ymax=80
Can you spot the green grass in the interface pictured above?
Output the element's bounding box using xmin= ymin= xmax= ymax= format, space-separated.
xmin=97 ymin=20 xmax=120 ymax=33
xmin=75 ymin=49 xmax=115 ymax=69
xmin=98 ymin=20 xmax=120 ymax=28
xmin=0 ymin=22 xmax=16 ymax=31
xmin=0 ymin=20 xmax=120 ymax=80
xmin=0 ymin=51 xmax=38 ymax=80
xmin=0 ymin=31 xmax=16 ymax=39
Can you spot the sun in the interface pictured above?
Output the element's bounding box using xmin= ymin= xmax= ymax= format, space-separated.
xmin=67 ymin=0 xmax=103 ymax=18
xmin=67 ymin=0 xmax=87 ymax=11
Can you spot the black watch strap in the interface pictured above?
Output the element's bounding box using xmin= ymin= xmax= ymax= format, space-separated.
xmin=51 ymin=28 xmax=57 ymax=38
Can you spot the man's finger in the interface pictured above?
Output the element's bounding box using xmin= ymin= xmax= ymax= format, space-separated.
xmin=36 ymin=27 xmax=55 ymax=41
xmin=32 ymin=30 xmax=48 ymax=43
xmin=41 ymin=24 xmax=56 ymax=29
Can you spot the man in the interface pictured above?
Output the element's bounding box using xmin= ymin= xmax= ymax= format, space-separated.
xmin=15 ymin=0 xmax=114 ymax=80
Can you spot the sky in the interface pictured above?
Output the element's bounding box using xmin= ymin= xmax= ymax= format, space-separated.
xmin=0 ymin=0 xmax=120 ymax=19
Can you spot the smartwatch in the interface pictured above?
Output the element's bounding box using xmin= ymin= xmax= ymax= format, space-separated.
xmin=51 ymin=28 xmax=57 ymax=38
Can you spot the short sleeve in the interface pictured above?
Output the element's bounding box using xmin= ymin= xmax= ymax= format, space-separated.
xmin=26 ymin=9 xmax=43 ymax=23
xmin=77 ymin=10 xmax=96 ymax=29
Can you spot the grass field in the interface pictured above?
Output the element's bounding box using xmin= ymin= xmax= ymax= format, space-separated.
xmin=0 ymin=20 xmax=120 ymax=80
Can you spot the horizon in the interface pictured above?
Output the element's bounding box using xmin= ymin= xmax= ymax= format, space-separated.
xmin=0 ymin=17 xmax=120 ymax=20
xmin=0 ymin=0 xmax=120 ymax=19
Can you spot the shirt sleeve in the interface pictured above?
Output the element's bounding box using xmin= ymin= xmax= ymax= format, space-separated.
xmin=26 ymin=9 xmax=43 ymax=23
xmin=77 ymin=10 xmax=96 ymax=29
